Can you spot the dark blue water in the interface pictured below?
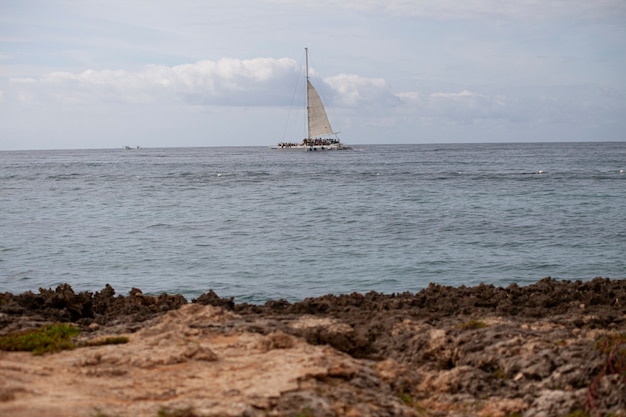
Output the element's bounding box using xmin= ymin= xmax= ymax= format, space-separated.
xmin=1 ymin=143 xmax=625 ymax=303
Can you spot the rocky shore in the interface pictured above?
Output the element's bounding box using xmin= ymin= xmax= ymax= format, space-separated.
xmin=0 ymin=277 xmax=625 ymax=417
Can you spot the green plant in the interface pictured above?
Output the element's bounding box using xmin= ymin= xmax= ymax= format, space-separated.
xmin=0 ymin=323 xmax=80 ymax=355
xmin=595 ymin=333 xmax=626 ymax=366
xmin=0 ymin=323 xmax=132 ymax=356
xmin=565 ymin=411 xmax=590 ymax=417
xmin=492 ymin=367 xmax=507 ymax=380
xmin=399 ymin=392 xmax=414 ymax=406
xmin=397 ymin=392 xmax=427 ymax=414
xmin=294 ymin=408 xmax=315 ymax=417
xmin=91 ymin=407 xmax=121 ymax=417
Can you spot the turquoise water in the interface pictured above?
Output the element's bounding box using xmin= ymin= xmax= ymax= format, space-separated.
xmin=1 ymin=142 xmax=625 ymax=303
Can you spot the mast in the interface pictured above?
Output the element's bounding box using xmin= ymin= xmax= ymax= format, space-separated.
xmin=305 ymin=47 xmax=310 ymax=140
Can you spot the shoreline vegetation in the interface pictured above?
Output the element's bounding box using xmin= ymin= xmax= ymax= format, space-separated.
xmin=0 ymin=277 xmax=625 ymax=417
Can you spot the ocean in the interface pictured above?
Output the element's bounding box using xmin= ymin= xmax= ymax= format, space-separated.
xmin=1 ymin=142 xmax=625 ymax=303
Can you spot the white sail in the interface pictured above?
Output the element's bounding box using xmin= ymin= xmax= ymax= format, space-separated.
xmin=307 ymin=80 xmax=334 ymax=138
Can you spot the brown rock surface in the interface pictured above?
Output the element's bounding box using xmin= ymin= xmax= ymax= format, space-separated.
xmin=0 ymin=277 xmax=625 ymax=417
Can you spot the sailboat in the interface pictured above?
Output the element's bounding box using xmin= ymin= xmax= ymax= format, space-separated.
xmin=275 ymin=48 xmax=350 ymax=151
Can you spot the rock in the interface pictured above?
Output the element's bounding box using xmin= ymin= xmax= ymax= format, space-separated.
xmin=0 ymin=278 xmax=625 ymax=416
xmin=524 ymin=389 xmax=581 ymax=417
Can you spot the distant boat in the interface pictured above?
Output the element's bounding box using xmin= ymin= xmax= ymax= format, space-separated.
xmin=274 ymin=48 xmax=350 ymax=151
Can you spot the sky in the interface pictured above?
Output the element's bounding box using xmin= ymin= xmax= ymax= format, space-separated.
xmin=1 ymin=0 xmax=625 ymax=150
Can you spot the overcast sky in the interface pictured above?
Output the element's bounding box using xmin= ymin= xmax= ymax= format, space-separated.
xmin=1 ymin=0 xmax=625 ymax=150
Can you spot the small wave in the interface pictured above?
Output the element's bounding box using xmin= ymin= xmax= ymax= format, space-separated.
xmin=147 ymin=223 xmax=171 ymax=228
xmin=47 ymin=173 xmax=82 ymax=180
xmin=243 ymin=171 xmax=271 ymax=177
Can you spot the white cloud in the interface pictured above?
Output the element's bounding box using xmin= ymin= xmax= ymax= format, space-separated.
xmin=10 ymin=58 xmax=300 ymax=105
xmin=430 ymin=90 xmax=477 ymax=100
xmin=8 ymin=58 xmax=405 ymax=109
xmin=11 ymin=77 xmax=38 ymax=84
xmin=270 ymin=0 xmax=626 ymax=21
xmin=324 ymin=74 xmax=399 ymax=106
xmin=427 ymin=90 xmax=508 ymax=122
xmin=394 ymin=89 xmax=520 ymax=125
xmin=5 ymin=56 xmax=621 ymax=142
xmin=396 ymin=91 xmax=421 ymax=102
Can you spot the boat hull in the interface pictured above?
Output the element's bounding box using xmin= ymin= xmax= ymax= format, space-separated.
xmin=272 ymin=144 xmax=350 ymax=151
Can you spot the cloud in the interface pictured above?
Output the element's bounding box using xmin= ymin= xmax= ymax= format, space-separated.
xmin=393 ymin=84 xmax=625 ymax=130
xmin=428 ymin=90 xmax=510 ymax=123
xmin=9 ymin=58 xmax=299 ymax=105
xmin=396 ymin=89 xmax=510 ymax=123
xmin=270 ymin=0 xmax=626 ymax=21
xmin=5 ymin=51 xmax=621 ymax=141
xmin=7 ymin=57 xmax=616 ymax=133
xmin=8 ymin=57 xmax=404 ymax=110
xmin=324 ymin=74 xmax=400 ymax=107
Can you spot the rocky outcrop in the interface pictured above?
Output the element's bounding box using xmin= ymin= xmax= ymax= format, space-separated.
xmin=0 ymin=277 xmax=624 ymax=416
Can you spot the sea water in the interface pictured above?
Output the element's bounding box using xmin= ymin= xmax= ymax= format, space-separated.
xmin=1 ymin=142 xmax=625 ymax=303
